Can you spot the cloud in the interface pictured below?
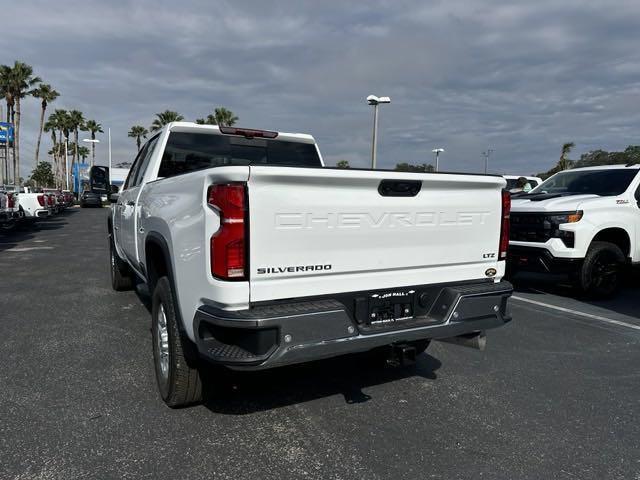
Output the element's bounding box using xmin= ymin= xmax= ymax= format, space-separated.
xmin=5 ymin=0 xmax=640 ymax=179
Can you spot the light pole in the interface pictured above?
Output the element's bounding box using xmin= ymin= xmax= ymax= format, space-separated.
xmin=82 ymin=138 xmax=100 ymax=167
xmin=108 ymin=127 xmax=112 ymax=176
xmin=83 ymin=128 xmax=111 ymax=185
xmin=432 ymin=148 xmax=444 ymax=172
xmin=65 ymin=139 xmax=69 ymax=190
xmin=367 ymin=95 xmax=391 ymax=169
xmin=482 ymin=149 xmax=494 ymax=174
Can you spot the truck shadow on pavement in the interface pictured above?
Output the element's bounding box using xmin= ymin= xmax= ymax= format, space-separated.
xmin=200 ymin=351 xmax=442 ymax=415
xmin=0 ymin=214 xmax=72 ymax=251
xmin=133 ymin=277 xmax=443 ymax=414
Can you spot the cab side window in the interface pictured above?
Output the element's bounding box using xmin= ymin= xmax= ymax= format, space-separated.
xmin=123 ymin=144 xmax=148 ymax=190
xmin=131 ymin=135 xmax=160 ymax=187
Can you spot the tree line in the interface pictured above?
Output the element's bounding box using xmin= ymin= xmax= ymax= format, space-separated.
xmin=1 ymin=60 xmax=242 ymax=187
xmin=536 ymin=143 xmax=640 ymax=179
xmin=334 ymin=160 xmax=435 ymax=172
xmin=127 ymin=107 xmax=239 ymax=152
xmin=0 ymin=60 xmax=103 ymax=187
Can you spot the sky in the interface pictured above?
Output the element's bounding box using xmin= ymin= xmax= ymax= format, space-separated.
xmin=5 ymin=0 xmax=640 ymax=178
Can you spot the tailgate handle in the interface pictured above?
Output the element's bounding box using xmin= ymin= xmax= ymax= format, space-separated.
xmin=378 ymin=180 xmax=422 ymax=197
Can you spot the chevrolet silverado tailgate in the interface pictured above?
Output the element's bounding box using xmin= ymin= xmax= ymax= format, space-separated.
xmin=248 ymin=167 xmax=506 ymax=302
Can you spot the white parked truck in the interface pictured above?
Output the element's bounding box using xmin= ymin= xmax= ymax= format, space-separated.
xmin=0 ymin=190 xmax=12 ymax=227
xmin=109 ymin=122 xmax=513 ymax=407
xmin=509 ymin=164 xmax=640 ymax=297
xmin=19 ymin=192 xmax=51 ymax=220
xmin=1 ymin=186 xmax=53 ymax=222
xmin=0 ymin=186 xmax=23 ymax=229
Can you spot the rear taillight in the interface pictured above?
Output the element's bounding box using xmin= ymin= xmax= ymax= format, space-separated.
xmin=7 ymin=193 xmax=15 ymax=208
xmin=499 ymin=190 xmax=511 ymax=260
xmin=208 ymin=183 xmax=247 ymax=280
xmin=37 ymin=194 xmax=45 ymax=206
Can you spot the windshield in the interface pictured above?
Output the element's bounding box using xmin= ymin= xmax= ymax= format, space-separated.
xmin=531 ymin=169 xmax=639 ymax=196
xmin=506 ymin=178 xmax=538 ymax=192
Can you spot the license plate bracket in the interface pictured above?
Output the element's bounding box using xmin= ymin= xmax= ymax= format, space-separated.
xmin=366 ymin=289 xmax=415 ymax=327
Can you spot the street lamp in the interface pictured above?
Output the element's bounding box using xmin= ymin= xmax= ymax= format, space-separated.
xmin=367 ymin=95 xmax=391 ymax=169
xmin=482 ymin=149 xmax=494 ymax=174
xmin=82 ymin=138 xmax=100 ymax=167
xmin=84 ymin=128 xmax=112 ymax=181
xmin=432 ymin=148 xmax=444 ymax=172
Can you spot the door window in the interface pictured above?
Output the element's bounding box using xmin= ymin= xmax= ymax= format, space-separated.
xmin=123 ymin=145 xmax=149 ymax=190
xmin=131 ymin=135 xmax=160 ymax=187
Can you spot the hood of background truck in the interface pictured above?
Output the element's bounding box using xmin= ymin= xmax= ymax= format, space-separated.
xmin=511 ymin=194 xmax=604 ymax=212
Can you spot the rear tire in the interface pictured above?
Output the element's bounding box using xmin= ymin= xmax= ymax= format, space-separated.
xmin=577 ymin=241 xmax=624 ymax=298
xmin=109 ymin=235 xmax=133 ymax=291
xmin=0 ymin=220 xmax=16 ymax=232
xmin=152 ymin=277 xmax=203 ymax=408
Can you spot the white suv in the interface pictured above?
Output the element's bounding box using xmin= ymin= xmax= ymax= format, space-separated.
xmin=508 ymin=165 xmax=640 ymax=297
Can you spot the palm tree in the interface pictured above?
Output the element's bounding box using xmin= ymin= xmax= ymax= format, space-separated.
xmin=559 ymin=142 xmax=575 ymax=171
xmin=196 ymin=107 xmax=239 ymax=127
xmin=68 ymin=110 xmax=85 ymax=167
xmin=31 ymin=83 xmax=60 ymax=165
xmin=46 ymin=108 xmax=73 ymax=185
xmin=0 ymin=65 xmax=14 ymax=123
xmin=150 ymin=110 xmax=184 ymax=131
xmin=44 ymin=115 xmax=60 ymax=184
xmin=2 ymin=61 xmax=41 ymax=183
xmin=77 ymin=145 xmax=90 ymax=163
xmin=81 ymin=119 xmax=103 ymax=166
xmin=213 ymin=107 xmax=238 ymax=126
xmin=128 ymin=125 xmax=148 ymax=151
xmin=44 ymin=109 xmax=66 ymax=184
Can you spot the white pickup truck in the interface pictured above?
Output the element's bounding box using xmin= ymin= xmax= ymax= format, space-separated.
xmin=0 ymin=190 xmax=12 ymax=228
xmin=109 ymin=122 xmax=513 ymax=407
xmin=3 ymin=185 xmax=51 ymax=221
xmin=0 ymin=186 xmax=23 ymax=230
xmin=509 ymin=165 xmax=640 ymax=297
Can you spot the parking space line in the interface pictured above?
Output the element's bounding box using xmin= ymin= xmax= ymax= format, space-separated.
xmin=512 ymin=295 xmax=640 ymax=332
xmin=4 ymin=246 xmax=54 ymax=252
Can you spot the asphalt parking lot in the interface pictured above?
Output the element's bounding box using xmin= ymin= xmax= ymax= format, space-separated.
xmin=1 ymin=208 xmax=638 ymax=480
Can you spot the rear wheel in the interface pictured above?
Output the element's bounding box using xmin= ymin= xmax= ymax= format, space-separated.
xmin=577 ymin=241 xmax=625 ymax=298
xmin=0 ymin=221 xmax=16 ymax=232
xmin=152 ymin=277 xmax=203 ymax=408
xmin=109 ymin=235 xmax=133 ymax=291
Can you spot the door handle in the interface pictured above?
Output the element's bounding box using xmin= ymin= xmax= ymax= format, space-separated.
xmin=378 ymin=179 xmax=422 ymax=197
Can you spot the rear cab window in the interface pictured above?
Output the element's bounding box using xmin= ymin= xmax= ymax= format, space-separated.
xmin=157 ymin=131 xmax=322 ymax=179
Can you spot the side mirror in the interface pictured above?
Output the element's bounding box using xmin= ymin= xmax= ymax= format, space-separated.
xmin=635 ymin=189 xmax=640 ymax=207
xmin=109 ymin=193 xmax=119 ymax=204
xmin=110 ymin=184 xmax=119 ymax=193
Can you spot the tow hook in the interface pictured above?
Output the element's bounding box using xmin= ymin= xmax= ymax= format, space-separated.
xmin=386 ymin=343 xmax=417 ymax=367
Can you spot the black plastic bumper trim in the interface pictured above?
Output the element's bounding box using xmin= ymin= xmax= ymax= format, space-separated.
xmin=193 ymin=280 xmax=513 ymax=369
xmin=508 ymin=246 xmax=582 ymax=274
